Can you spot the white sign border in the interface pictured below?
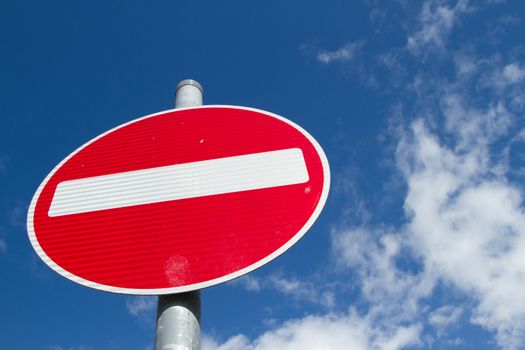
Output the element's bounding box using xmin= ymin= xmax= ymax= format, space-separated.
xmin=27 ymin=105 xmax=331 ymax=295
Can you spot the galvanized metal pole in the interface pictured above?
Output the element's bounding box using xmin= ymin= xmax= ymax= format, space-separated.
xmin=175 ymin=79 xmax=203 ymax=108
xmin=155 ymin=79 xmax=203 ymax=350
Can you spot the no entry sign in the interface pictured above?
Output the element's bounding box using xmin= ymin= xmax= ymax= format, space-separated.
xmin=27 ymin=106 xmax=330 ymax=294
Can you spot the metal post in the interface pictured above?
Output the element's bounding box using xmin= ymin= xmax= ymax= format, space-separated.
xmin=155 ymin=79 xmax=203 ymax=350
xmin=156 ymin=291 xmax=201 ymax=350
xmin=175 ymin=79 xmax=204 ymax=109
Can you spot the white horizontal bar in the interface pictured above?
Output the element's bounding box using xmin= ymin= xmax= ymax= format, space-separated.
xmin=48 ymin=148 xmax=309 ymax=217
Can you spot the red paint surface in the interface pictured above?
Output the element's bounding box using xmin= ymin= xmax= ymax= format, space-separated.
xmin=32 ymin=107 xmax=325 ymax=290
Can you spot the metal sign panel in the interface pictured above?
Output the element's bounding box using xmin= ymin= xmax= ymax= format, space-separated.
xmin=27 ymin=106 xmax=330 ymax=294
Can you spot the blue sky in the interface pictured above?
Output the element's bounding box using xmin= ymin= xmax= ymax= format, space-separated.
xmin=2 ymin=1 xmax=525 ymax=349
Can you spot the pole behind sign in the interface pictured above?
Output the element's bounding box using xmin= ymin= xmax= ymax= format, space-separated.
xmin=155 ymin=79 xmax=204 ymax=350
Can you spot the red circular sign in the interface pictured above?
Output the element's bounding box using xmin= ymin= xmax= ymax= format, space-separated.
xmin=27 ymin=106 xmax=330 ymax=294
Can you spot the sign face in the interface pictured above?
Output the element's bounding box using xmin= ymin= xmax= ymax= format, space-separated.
xmin=27 ymin=106 xmax=330 ymax=295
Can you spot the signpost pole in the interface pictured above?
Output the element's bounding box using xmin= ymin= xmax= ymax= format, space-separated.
xmin=154 ymin=79 xmax=204 ymax=350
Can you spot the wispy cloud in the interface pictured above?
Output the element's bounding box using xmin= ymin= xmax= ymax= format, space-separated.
xmin=428 ymin=305 xmax=463 ymax=335
xmin=126 ymin=296 xmax=157 ymax=324
xmin=0 ymin=201 xmax=29 ymax=255
xmin=0 ymin=225 xmax=6 ymax=253
xmin=332 ymin=227 xmax=435 ymax=323
xmin=315 ymin=41 xmax=363 ymax=64
xmin=232 ymin=273 xmax=336 ymax=308
xmin=268 ymin=274 xmax=336 ymax=308
xmin=231 ymin=275 xmax=262 ymax=292
xmin=0 ymin=237 xmax=6 ymax=253
xmin=407 ymin=0 xmax=472 ymax=54
xmin=7 ymin=201 xmax=26 ymax=229
xmin=502 ymin=63 xmax=525 ymax=84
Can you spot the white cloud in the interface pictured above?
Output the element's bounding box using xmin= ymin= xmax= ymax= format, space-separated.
xmin=204 ymin=310 xmax=421 ymax=350
xmin=331 ymin=84 xmax=525 ymax=349
xmin=332 ymin=227 xmax=434 ymax=323
xmin=407 ymin=0 xmax=471 ymax=54
xmin=230 ymin=275 xmax=262 ymax=292
xmin=447 ymin=337 xmax=464 ymax=345
xmin=316 ymin=41 xmax=362 ymax=64
xmin=267 ymin=275 xmax=335 ymax=308
xmin=386 ymin=44 xmax=525 ymax=348
xmin=398 ymin=118 xmax=525 ymax=350
xmin=330 ymin=6 xmax=525 ymax=348
xmin=215 ymin=229 xmax=424 ymax=350
xmin=231 ymin=274 xmax=336 ymax=308
xmin=394 ymin=47 xmax=525 ymax=347
xmin=502 ymin=63 xmax=525 ymax=84
xmin=126 ymin=296 xmax=157 ymax=323
xmin=441 ymin=94 xmax=512 ymax=151
xmin=428 ymin=305 xmax=463 ymax=333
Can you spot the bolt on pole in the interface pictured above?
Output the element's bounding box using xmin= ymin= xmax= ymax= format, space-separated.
xmin=154 ymin=79 xmax=203 ymax=350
